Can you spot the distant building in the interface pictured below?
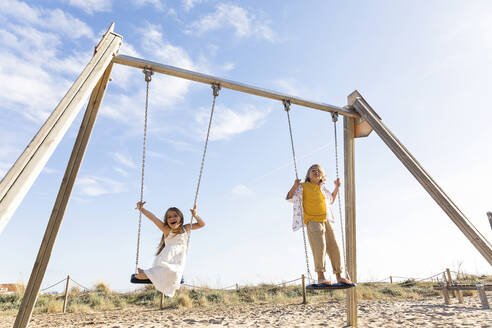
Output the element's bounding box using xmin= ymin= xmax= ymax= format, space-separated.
xmin=0 ymin=283 xmax=18 ymax=294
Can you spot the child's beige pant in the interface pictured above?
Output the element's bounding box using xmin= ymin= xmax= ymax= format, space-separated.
xmin=306 ymin=221 xmax=341 ymax=274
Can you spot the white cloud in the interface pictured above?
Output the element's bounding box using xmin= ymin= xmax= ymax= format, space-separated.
xmin=161 ymin=138 xmax=197 ymax=152
xmin=65 ymin=0 xmax=112 ymax=14
xmin=0 ymin=50 xmax=72 ymax=122
xmin=182 ymin=0 xmax=203 ymax=11
xmin=42 ymin=8 xmax=94 ymax=39
xmin=195 ymin=104 xmax=270 ymax=141
xmin=75 ymin=176 xmax=125 ymax=196
xmin=0 ymin=1 xmax=95 ymax=39
xmin=272 ymin=78 xmax=321 ymax=100
xmin=186 ymin=4 xmax=277 ymax=42
xmin=222 ymin=62 xmax=235 ymax=71
xmin=231 ymin=184 xmax=253 ymax=196
xmin=138 ymin=23 xmax=194 ymax=108
xmin=114 ymin=167 xmax=128 ymax=176
xmin=135 ymin=0 xmax=164 ymax=11
xmin=148 ymin=151 xmax=185 ymax=165
xmin=0 ymin=2 xmax=96 ymax=123
xmin=113 ymin=153 xmax=136 ymax=168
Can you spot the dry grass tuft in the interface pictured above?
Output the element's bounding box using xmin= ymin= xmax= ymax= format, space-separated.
xmin=177 ymin=294 xmax=192 ymax=308
xmin=95 ymin=282 xmax=111 ymax=294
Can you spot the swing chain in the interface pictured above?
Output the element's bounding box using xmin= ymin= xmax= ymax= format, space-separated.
xmin=284 ymin=101 xmax=299 ymax=180
xmin=284 ymin=100 xmax=312 ymax=281
xmin=135 ymin=68 xmax=153 ymax=273
xmin=332 ymin=112 xmax=350 ymax=281
xmin=187 ymin=83 xmax=220 ymax=250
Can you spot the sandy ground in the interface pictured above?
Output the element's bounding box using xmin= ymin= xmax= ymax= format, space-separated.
xmin=1 ymin=296 xmax=490 ymax=327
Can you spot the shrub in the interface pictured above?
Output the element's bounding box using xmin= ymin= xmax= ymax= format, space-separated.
xmin=380 ymin=287 xmax=403 ymax=297
xmin=69 ymin=286 xmax=80 ymax=296
xmin=177 ymin=295 xmax=192 ymax=308
xmin=43 ymin=299 xmax=63 ymax=313
xmin=206 ymin=293 xmax=224 ymax=303
xmin=95 ymin=282 xmax=110 ymax=294
xmin=67 ymin=303 xmax=91 ymax=313
xmin=88 ymin=294 xmax=102 ymax=307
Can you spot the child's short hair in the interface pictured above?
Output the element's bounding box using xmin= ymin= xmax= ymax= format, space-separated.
xmin=304 ymin=164 xmax=326 ymax=184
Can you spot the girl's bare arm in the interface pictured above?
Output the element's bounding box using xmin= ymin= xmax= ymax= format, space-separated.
xmin=330 ymin=178 xmax=341 ymax=204
xmin=184 ymin=205 xmax=205 ymax=231
xmin=136 ymin=202 xmax=167 ymax=233
xmin=286 ymin=179 xmax=301 ymax=200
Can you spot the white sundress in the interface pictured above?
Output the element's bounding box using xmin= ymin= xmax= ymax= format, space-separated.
xmin=144 ymin=230 xmax=189 ymax=297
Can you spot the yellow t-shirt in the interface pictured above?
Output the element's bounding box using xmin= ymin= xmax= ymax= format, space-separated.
xmin=301 ymin=182 xmax=326 ymax=223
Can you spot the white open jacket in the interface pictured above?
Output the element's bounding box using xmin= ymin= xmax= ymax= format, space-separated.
xmin=288 ymin=183 xmax=335 ymax=231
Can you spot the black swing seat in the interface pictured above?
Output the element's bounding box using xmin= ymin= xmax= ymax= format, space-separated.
xmin=306 ymin=282 xmax=356 ymax=290
xmin=130 ymin=274 xmax=186 ymax=285
xmin=130 ymin=274 xmax=151 ymax=284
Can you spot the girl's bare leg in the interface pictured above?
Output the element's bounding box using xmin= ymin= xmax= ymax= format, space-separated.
xmin=335 ymin=273 xmax=352 ymax=284
xmin=317 ymin=271 xmax=331 ymax=284
xmin=134 ymin=268 xmax=149 ymax=280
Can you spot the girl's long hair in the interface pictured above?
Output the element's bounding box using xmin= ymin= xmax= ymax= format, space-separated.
xmin=304 ymin=164 xmax=326 ymax=184
xmin=156 ymin=207 xmax=185 ymax=255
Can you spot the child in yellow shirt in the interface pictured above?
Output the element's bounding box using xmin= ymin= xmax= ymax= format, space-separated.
xmin=286 ymin=164 xmax=352 ymax=285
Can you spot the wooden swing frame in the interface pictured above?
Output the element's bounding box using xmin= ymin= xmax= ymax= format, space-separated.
xmin=1 ymin=24 xmax=491 ymax=328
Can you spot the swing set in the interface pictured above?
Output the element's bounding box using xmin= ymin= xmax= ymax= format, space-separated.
xmin=1 ymin=24 xmax=491 ymax=328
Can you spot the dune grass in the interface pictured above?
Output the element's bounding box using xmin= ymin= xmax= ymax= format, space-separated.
xmin=1 ymin=275 xmax=490 ymax=315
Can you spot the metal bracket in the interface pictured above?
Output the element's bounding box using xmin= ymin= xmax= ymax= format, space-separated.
xmin=211 ymin=83 xmax=221 ymax=97
xmin=143 ymin=68 xmax=153 ymax=82
xmin=283 ymin=99 xmax=291 ymax=112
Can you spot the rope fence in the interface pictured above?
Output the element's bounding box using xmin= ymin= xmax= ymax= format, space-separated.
xmin=40 ymin=278 xmax=67 ymax=292
xmin=69 ymin=278 xmax=90 ymax=292
xmin=35 ymin=269 xmax=487 ymax=296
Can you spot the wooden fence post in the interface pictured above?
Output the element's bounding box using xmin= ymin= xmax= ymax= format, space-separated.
xmin=389 ymin=276 xmax=392 ymax=284
xmin=235 ymin=283 xmax=239 ymax=291
xmin=441 ymin=274 xmax=450 ymax=305
xmin=301 ymin=274 xmax=307 ymax=304
xmin=476 ymin=284 xmax=489 ymax=309
xmin=160 ymin=292 xmax=163 ymax=309
xmin=448 ymin=267 xmax=464 ymax=304
xmin=62 ymin=275 xmax=70 ymax=313
xmin=445 ymin=268 xmax=456 ymax=298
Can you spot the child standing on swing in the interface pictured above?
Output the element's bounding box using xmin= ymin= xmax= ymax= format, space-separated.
xmin=286 ymin=164 xmax=352 ymax=285
xmin=133 ymin=202 xmax=205 ymax=296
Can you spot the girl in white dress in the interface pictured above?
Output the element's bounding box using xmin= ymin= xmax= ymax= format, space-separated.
xmin=133 ymin=201 xmax=205 ymax=296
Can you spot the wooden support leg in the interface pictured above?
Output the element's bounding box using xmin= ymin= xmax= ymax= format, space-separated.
xmin=13 ymin=63 xmax=115 ymax=328
xmin=476 ymin=284 xmax=489 ymax=309
xmin=350 ymin=91 xmax=492 ymax=265
xmin=344 ymin=115 xmax=357 ymax=327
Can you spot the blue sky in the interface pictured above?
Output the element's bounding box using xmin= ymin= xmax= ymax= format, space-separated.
xmin=0 ymin=0 xmax=491 ymax=292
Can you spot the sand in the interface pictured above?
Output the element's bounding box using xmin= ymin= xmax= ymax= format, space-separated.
xmin=1 ymin=296 xmax=490 ymax=327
